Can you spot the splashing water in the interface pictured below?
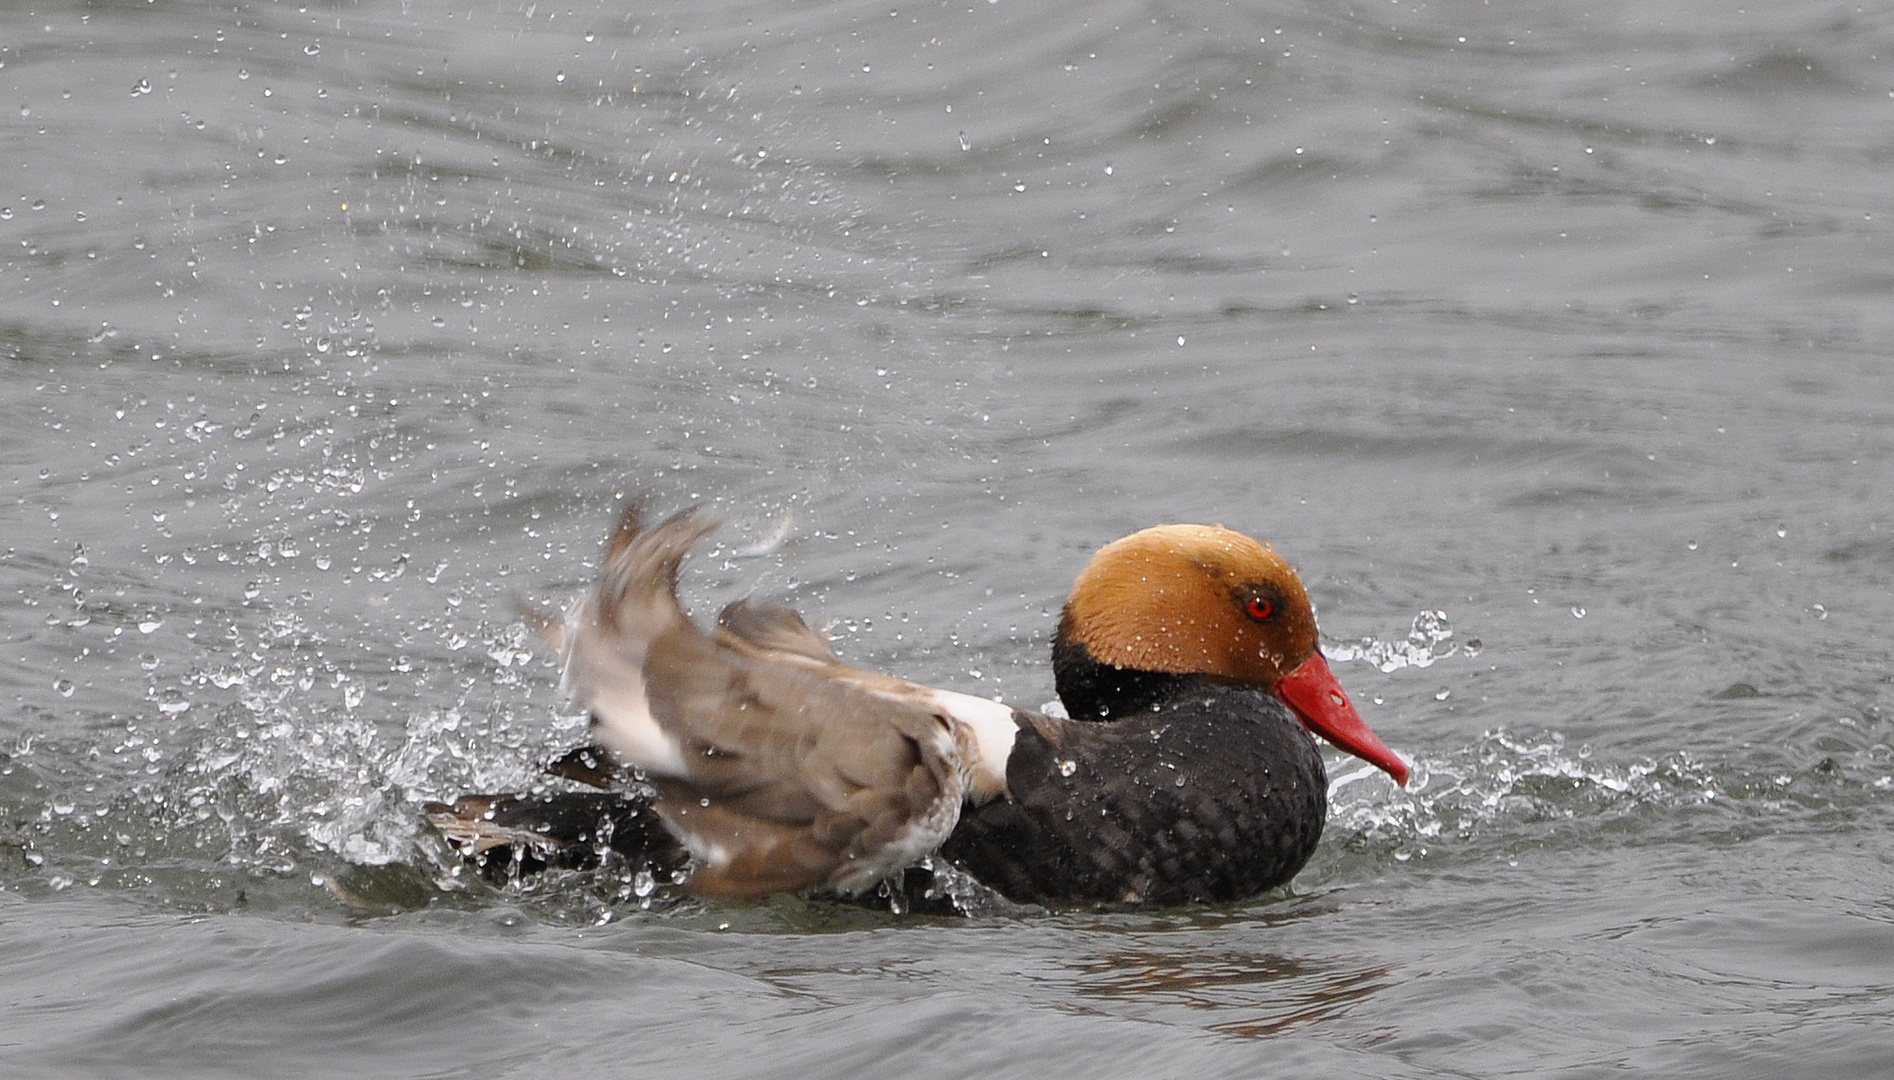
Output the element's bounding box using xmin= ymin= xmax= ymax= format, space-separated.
xmin=1326 ymin=728 xmax=1721 ymax=863
xmin=1 ymin=603 xmax=574 ymax=911
xmin=1323 ymin=609 xmax=1469 ymax=672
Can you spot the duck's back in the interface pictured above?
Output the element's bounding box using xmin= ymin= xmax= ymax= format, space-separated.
xmin=940 ymin=682 xmax=1327 ymax=906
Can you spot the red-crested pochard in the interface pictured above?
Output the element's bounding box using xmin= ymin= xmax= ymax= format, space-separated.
xmin=428 ymin=504 xmax=1407 ymax=906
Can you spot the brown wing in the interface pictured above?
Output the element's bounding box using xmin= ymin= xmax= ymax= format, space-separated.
xmin=549 ymin=505 xmax=967 ymax=897
xmin=712 ymin=596 xmax=1021 ymax=805
xmin=712 ymin=598 xmax=839 ymax=663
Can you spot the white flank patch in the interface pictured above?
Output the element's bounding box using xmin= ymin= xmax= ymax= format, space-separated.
xmin=929 ymin=689 xmax=1018 ymax=794
xmin=696 ymin=840 xmax=732 ymax=871
xmin=587 ymin=678 xmax=690 ymax=778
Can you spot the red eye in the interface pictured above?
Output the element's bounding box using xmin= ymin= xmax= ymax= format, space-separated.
xmin=1245 ymin=596 xmax=1275 ymax=620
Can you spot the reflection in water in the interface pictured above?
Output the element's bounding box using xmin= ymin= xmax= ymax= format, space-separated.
xmin=1071 ymin=941 xmax=1396 ymax=1038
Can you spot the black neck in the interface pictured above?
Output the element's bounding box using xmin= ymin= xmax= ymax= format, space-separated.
xmin=1052 ymin=636 xmax=1195 ymax=721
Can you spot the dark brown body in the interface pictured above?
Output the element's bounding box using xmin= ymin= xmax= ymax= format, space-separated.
xmin=942 ymin=682 xmax=1326 ymax=905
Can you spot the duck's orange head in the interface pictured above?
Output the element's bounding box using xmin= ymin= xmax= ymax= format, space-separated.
xmin=1058 ymin=524 xmax=1408 ymax=784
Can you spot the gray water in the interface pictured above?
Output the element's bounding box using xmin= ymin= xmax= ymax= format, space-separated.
xmin=4 ymin=0 xmax=1893 ymax=1076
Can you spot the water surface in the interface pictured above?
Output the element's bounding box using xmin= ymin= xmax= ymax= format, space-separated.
xmin=3 ymin=1 xmax=1893 ymax=1076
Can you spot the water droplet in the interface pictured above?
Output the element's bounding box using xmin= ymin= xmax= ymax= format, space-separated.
xmin=1057 ymin=759 xmax=1077 ymax=777
xmin=1775 ymin=525 xmax=1787 ymax=538
xmin=1012 ymin=181 xmax=1026 ymax=192
xmin=1570 ymin=605 xmax=1586 ymax=619
xmin=555 ymin=70 xmax=566 ymax=83
xmin=632 ymin=869 xmax=657 ymax=897
xmin=303 ymin=43 xmax=320 ymax=56
xmin=138 ymin=616 xmax=163 ymax=634
xmin=130 ymin=78 xmax=152 ymax=96
xmin=54 ymin=678 xmax=75 ymax=698
xmin=1434 ymin=688 xmax=1451 ymax=701
xmin=957 ymin=131 xmax=970 ymax=151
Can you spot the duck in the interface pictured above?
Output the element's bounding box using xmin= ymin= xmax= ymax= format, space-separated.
xmin=426 ymin=503 xmax=1408 ymax=907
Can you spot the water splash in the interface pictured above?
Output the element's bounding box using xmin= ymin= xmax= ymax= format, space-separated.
xmin=908 ymin=854 xmax=1019 ymax=917
xmin=1326 ymin=729 xmax=1721 ymax=861
xmin=1323 ymin=609 xmax=1465 ymax=672
xmin=1 ymin=603 xmax=572 ymax=911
